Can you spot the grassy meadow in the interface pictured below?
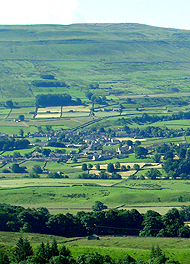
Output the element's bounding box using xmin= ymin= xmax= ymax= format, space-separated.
xmin=0 ymin=232 xmax=190 ymax=263
xmin=0 ymin=177 xmax=189 ymax=214
xmin=1 ymin=24 xmax=190 ymax=103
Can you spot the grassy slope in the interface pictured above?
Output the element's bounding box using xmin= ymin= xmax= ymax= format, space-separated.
xmin=0 ymin=178 xmax=189 ymax=214
xmin=0 ymin=232 xmax=190 ymax=264
xmin=0 ymin=24 xmax=190 ymax=100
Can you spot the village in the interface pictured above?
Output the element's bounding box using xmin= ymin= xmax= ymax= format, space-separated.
xmin=0 ymin=127 xmax=137 ymax=166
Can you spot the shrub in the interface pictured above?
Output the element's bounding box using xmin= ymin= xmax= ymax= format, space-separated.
xmin=2 ymin=169 xmax=10 ymax=173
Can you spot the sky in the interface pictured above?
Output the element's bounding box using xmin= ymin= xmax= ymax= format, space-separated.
xmin=0 ymin=0 xmax=190 ymax=30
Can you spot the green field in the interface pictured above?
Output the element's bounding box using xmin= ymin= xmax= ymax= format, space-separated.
xmin=0 ymin=232 xmax=190 ymax=264
xmin=0 ymin=24 xmax=190 ymax=103
xmin=0 ymin=178 xmax=189 ymax=214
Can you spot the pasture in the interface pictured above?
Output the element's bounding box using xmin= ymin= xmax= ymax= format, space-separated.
xmin=0 ymin=232 xmax=190 ymax=263
xmin=0 ymin=178 xmax=189 ymax=214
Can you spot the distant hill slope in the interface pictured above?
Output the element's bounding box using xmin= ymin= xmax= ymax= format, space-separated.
xmin=0 ymin=23 xmax=190 ymax=99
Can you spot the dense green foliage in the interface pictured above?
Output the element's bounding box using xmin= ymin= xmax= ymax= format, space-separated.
xmin=0 ymin=203 xmax=188 ymax=240
xmin=32 ymin=80 xmax=67 ymax=88
xmin=36 ymin=94 xmax=81 ymax=108
xmin=0 ymin=138 xmax=30 ymax=151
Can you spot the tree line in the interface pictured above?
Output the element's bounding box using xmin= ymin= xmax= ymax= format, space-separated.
xmin=0 ymin=138 xmax=30 ymax=151
xmin=0 ymin=203 xmax=190 ymax=239
xmin=36 ymin=94 xmax=82 ymax=108
xmin=31 ymin=80 xmax=68 ymax=88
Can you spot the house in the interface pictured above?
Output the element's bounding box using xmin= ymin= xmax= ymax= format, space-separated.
xmin=117 ymin=144 xmax=131 ymax=155
xmin=48 ymin=137 xmax=57 ymax=142
xmin=88 ymin=234 xmax=100 ymax=240
xmin=30 ymin=142 xmax=47 ymax=147
xmin=0 ymin=133 xmax=8 ymax=138
xmin=177 ymin=143 xmax=190 ymax=148
xmin=111 ymin=139 xmax=120 ymax=144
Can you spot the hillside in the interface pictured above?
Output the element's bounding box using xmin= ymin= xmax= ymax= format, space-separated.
xmin=0 ymin=23 xmax=190 ymax=100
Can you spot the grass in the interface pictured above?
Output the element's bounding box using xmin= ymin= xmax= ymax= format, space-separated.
xmin=66 ymin=236 xmax=190 ymax=264
xmin=141 ymin=136 xmax=186 ymax=146
xmin=2 ymin=146 xmax=36 ymax=156
xmin=1 ymin=24 xmax=190 ymax=103
xmin=0 ymin=232 xmax=190 ymax=263
xmin=0 ymin=178 xmax=190 ymax=214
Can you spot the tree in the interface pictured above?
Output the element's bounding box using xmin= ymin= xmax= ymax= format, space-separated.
xmin=178 ymin=148 xmax=186 ymax=159
xmin=13 ymin=237 xmax=33 ymax=263
xmin=99 ymin=170 xmax=109 ymax=179
xmin=6 ymin=100 xmax=13 ymax=109
xmin=32 ymin=165 xmax=42 ymax=174
xmin=124 ymin=125 xmax=130 ymax=132
xmin=99 ymin=127 xmax=105 ymax=133
xmin=152 ymin=153 xmax=161 ymax=163
xmin=178 ymin=225 xmax=190 ymax=238
xmin=126 ymin=140 xmax=133 ymax=147
xmin=135 ymin=146 xmax=148 ymax=158
xmin=115 ymin=161 xmax=120 ymax=169
xmin=82 ymin=163 xmax=87 ymax=171
xmin=95 ymin=163 xmax=100 ymax=170
xmin=85 ymin=92 xmax=93 ymax=100
xmin=107 ymin=163 xmax=115 ymax=173
xmin=140 ymin=211 xmax=163 ymax=237
xmin=15 ymin=139 xmax=30 ymax=149
xmin=163 ymin=150 xmax=174 ymax=160
xmin=59 ymin=245 xmax=71 ymax=258
xmin=51 ymin=238 xmax=59 ymax=257
xmin=134 ymin=140 xmax=141 ymax=146
xmin=121 ymin=165 xmax=127 ymax=171
xmin=149 ymin=245 xmax=167 ymax=264
xmin=87 ymin=163 xmax=93 ymax=172
xmin=36 ymin=94 xmax=72 ymax=108
xmin=111 ymin=172 xmax=122 ymax=179
xmin=76 ymin=98 xmax=82 ymax=105
xmin=19 ymin=115 xmax=25 ymax=121
xmin=72 ymin=157 xmax=77 ymax=163
xmin=34 ymin=242 xmax=47 ymax=263
xmin=44 ymin=241 xmax=52 ymax=261
xmin=145 ymin=168 xmax=162 ymax=180
xmin=92 ymin=201 xmax=107 ymax=212
xmin=42 ymin=148 xmax=51 ymax=157
xmin=11 ymin=163 xmax=25 ymax=173
xmin=19 ymin=129 xmax=24 ymax=138
xmin=180 ymin=205 xmax=190 ymax=221
xmin=162 ymin=208 xmax=184 ymax=237
xmin=76 ymin=253 xmax=108 ymax=264
xmin=13 ymin=151 xmax=21 ymax=158
xmin=133 ymin=164 xmax=140 ymax=171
